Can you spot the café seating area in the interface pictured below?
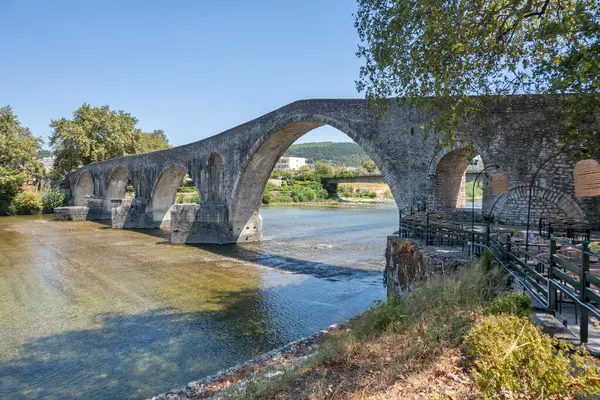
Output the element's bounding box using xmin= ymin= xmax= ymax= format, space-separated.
xmin=539 ymin=216 xmax=592 ymax=241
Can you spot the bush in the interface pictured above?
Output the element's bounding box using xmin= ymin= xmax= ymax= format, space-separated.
xmin=484 ymin=292 xmax=532 ymax=318
xmin=262 ymin=193 xmax=272 ymax=204
xmin=40 ymin=187 xmax=65 ymax=213
xmin=12 ymin=191 xmax=42 ymax=214
xmin=0 ymin=182 xmax=19 ymax=215
xmin=291 ymin=186 xmax=317 ymax=202
xmin=465 ymin=315 xmax=600 ymax=399
xmin=479 ymin=250 xmax=493 ymax=271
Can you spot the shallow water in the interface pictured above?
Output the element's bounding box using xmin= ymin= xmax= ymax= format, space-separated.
xmin=0 ymin=203 xmax=398 ymax=399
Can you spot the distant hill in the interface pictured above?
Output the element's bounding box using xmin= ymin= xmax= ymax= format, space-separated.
xmin=284 ymin=142 xmax=372 ymax=168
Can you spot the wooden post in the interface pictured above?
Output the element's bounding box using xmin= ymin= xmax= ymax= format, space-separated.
xmin=580 ymin=241 xmax=590 ymax=343
xmin=549 ymin=238 xmax=557 ymax=313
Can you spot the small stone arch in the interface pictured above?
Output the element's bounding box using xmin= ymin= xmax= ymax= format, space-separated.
xmin=489 ymin=186 xmax=585 ymax=224
xmin=428 ymin=144 xmax=482 ymax=210
xmin=150 ymin=165 xmax=188 ymax=227
xmin=74 ymin=170 xmax=94 ymax=206
xmin=106 ymin=166 xmax=130 ymax=200
xmin=207 ymin=152 xmax=224 ymax=202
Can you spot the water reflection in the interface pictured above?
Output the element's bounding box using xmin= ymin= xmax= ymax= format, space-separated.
xmin=0 ymin=205 xmax=395 ymax=399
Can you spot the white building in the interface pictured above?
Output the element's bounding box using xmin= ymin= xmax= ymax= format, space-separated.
xmin=274 ymin=156 xmax=307 ymax=171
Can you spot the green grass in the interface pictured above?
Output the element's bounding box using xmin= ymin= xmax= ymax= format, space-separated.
xmin=466 ymin=180 xmax=483 ymax=200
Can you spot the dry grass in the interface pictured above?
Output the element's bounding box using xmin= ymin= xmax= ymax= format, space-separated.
xmin=237 ymin=324 xmax=476 ymax=400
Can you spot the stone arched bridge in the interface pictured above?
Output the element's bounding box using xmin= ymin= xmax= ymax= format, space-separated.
xmin=57 ymin=95 xmax=600 ymax=244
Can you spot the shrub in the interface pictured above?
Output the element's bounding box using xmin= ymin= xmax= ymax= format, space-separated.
xmin=484 ymin=292 xmax=531 ymax=318
xmin=12 ymin=191 xmax=42 ymax=214
xmin=40 ymin=187 xmax=65 ymax=213
xmin=465 ymin=315 xmax=600 ymax=399
xmin=479 ymin=250 xmax=493 ymax=271
xmin=0 ymin=182 xmax=19 ymax=215
xmin=291 ymin=186 xmax=317 ymax=202
xmin=262 ymin=193 xmax=272 ymax=204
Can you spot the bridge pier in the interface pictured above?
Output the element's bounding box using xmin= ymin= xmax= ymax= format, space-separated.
xmin=170 ymin=205 xmax=262 ymax=244
xmin=111 ymin=198 xmax=160 ymax=228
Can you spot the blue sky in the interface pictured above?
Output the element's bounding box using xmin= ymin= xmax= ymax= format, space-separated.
xmin=0 ymin=0 xmax=364 ymax=148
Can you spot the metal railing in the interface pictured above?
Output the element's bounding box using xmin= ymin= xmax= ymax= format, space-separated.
xmin=399 ymin=218 xmax=600 ymax=344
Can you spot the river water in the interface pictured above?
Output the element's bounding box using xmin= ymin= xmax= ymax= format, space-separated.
xmin=0 ymin=203 xmax=398 ymax=399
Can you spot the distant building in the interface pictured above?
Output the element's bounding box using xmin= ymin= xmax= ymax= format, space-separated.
xmin=274 ymin=156 xmax=307 ymax=171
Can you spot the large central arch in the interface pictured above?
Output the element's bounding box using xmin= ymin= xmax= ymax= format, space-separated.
xmin=230 ymin=116 xmax=393 ymax=241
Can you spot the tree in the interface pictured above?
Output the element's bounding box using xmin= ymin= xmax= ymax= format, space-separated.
xmin=36 ymin=149 xmax=52 ymax=158
xmin=362 ymin=159 xmax=377 ymax=173
xmin=50 ymin=104 xmax=140 ymax=175
xmin=315 ymin=161 xmax=334 ymax=176
xmin=355 ymin=0 xmax=600 ymax=150
xmin=0 ymin=106 xmax=42 ymax=214
xmin=136 ymin=129 xmax=171 ymax=153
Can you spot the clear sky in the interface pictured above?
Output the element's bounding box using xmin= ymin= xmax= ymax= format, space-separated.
xmin=0 ymin=0 xmax=364 ymax=148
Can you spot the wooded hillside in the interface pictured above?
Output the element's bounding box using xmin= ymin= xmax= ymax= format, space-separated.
xmin=284 ymin=142 xmax=371 ymax=167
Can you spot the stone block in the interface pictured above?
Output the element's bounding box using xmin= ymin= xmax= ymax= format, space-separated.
xmin=170 ymin=203 xmax=233 ymax=244
xmin=53 ymin=206 xmax=89 ymax=221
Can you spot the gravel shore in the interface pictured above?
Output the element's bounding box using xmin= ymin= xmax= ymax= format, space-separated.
xmin=149 ymin=323 xmax=346 ymax=400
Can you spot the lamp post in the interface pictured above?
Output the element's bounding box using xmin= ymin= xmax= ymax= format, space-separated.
xmin=471 ymin=164 xmax=501 ymax=248
xmin=525 ymin=146 xmax=588 ymax=250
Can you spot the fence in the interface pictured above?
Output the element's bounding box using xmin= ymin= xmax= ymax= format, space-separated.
xmin=399 ymin=216 xmax=600 ymax=344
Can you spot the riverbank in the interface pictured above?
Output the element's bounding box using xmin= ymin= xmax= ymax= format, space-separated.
xmin=150 ymin=323 xmax=346 ymax=400
xmin=261 ymin=198 xmax=394 ymax=209
xmin=150 ymin=261 xmax=600 ymax=400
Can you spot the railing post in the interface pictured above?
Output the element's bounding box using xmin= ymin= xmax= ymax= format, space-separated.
xmin=485 ymin=223 xmax=490 ymax=247
xmin=425 ymin=213 xmax=430 ymax=246
xmin=505 ymin=235 xmax=512 ymax=263
xmin=580 ymin=241 xmax=590 ymax=343
xmin=548 ymin=238 xmax=557 ymax=313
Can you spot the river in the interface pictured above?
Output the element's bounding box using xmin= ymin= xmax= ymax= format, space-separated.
xmin=0 ymin=203 xmax=398 ymax=399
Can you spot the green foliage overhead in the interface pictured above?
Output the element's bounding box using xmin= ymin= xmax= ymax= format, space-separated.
xmin=50 ymin=104 xmax=170 ymax=176
xmin=285 ymin=142 xmax=373 ymax=168
xmin=0 ymin=106 xmax=42 ymax=187
xmin=355 ymin=0 xmax=600 ymax=150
